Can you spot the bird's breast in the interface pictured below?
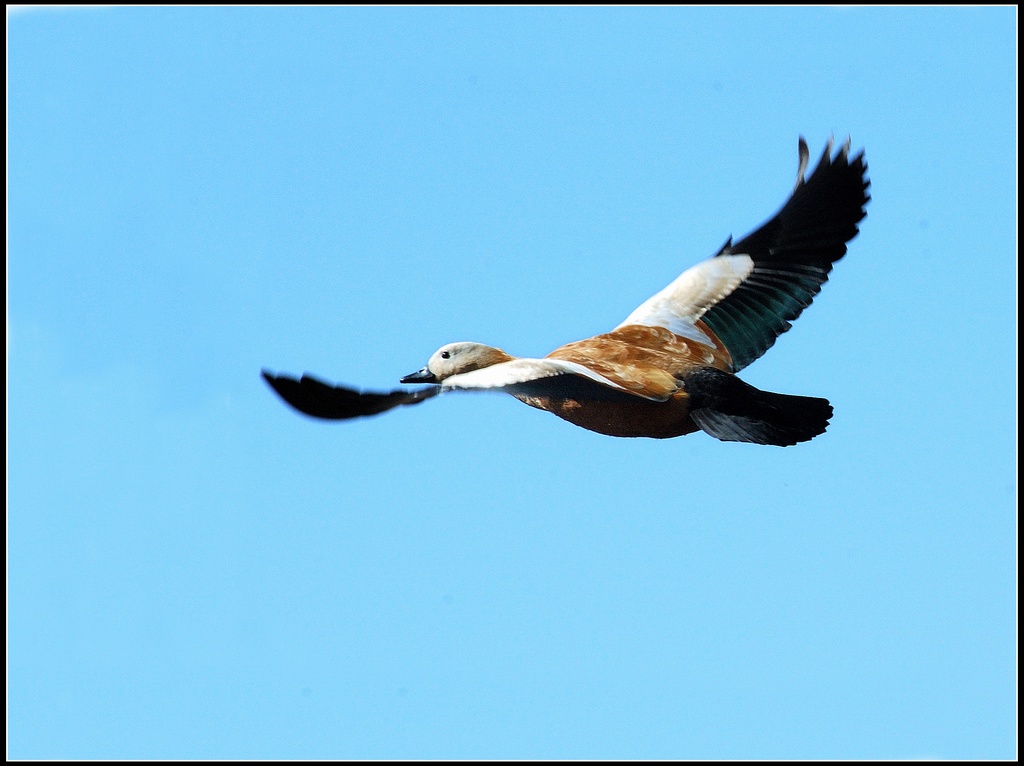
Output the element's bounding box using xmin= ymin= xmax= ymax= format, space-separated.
xmin=513 ymin=392 xmax=698 ymax=439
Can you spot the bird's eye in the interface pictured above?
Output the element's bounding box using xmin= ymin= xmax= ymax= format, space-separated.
xmin=441 ymin=351 xmax=451 ymax=359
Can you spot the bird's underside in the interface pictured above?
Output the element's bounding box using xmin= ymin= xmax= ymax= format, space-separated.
xmin=263 ymin=136 xmax=869 ymax=446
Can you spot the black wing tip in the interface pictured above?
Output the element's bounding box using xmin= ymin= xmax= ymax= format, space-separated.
xmin=260 ymin=367 xmax=290 ymax=396
xmin=704 ymin=134 xmax=870 ymax=371
xmin=261 ymin=368 xmax=340 ymax=420
xmin=794 ymin=137 xmax=811 ymax=189
xmin=792 ymin=133 xmax=872 ymax=243
xmin=809 ymin=133 xmax=868 ymax=177
xmin=261 ymin=367 xmax=439 ymax=421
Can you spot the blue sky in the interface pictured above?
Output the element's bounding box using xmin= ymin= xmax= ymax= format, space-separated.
xmin=8 ymin=7 xmax=1016 ymax=759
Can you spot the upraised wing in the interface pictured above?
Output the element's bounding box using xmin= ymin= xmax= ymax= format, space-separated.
xmin=616 ymin=137 xmax=869 ymax=371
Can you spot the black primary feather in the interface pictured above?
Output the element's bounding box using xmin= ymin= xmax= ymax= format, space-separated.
xmin=703 ymin=137 xmax=870 ymax=371
xmin=261 ymin=370 xmax=438 ymax=420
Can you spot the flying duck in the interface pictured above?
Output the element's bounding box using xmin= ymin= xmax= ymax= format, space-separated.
xmin=263 ymin=136 xmax=869 ymax=446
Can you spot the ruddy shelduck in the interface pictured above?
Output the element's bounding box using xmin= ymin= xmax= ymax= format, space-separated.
xmin=263 ymin=137 xmax=869 ymax=446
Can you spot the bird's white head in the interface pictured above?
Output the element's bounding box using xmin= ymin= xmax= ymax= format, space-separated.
xmin=400 ymin=342 xmax=513 ymax=384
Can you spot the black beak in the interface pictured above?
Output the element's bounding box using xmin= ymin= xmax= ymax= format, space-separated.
xmin=400 ymin=368 xmax=438 ymax=385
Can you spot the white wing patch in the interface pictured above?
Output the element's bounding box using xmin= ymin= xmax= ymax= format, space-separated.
xmin=615 ymin=254 xmax=754 ymax=343
xmin=441 ymin=358 xmax=660 ymax=400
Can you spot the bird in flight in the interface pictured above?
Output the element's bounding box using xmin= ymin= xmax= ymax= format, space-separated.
xmin=263 ymin=136 xmax=869 ymax=446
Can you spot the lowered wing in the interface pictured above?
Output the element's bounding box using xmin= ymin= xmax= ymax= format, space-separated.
xmin=261 ymin=370 xmax=439 ymax=420
xmin=442 ymin=358 xmax=669 ymax=402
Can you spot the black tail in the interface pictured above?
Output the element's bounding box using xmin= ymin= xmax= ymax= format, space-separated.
xmin=682 ymin=367 xmax=833 ymax=447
